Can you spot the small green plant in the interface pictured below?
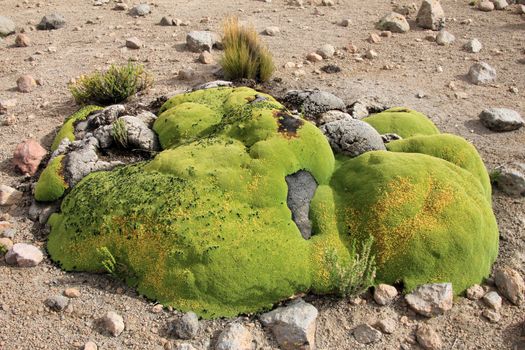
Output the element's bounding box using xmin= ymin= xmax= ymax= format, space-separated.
xmin=489 ymin=168 xmax=502 ymax=184
xmin=112 ymin=119 xmax=128 ymax=148
xmin=326 ymin=236 xmax=377 ymax=297
xmin=220 ymin=17 xmax=275 ymax=83
xmin=69 ymin=62 xmax=153 ymax=105
xmin=97 ymin=246 xmax=117 ymax=275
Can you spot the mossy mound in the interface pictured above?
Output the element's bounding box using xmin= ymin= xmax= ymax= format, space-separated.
xmin=363 ymin=107 xmax=440 ymax=138
xmin=331 ymin=151 xmax=498 ymax=293
xmin=46 ymin=88 xmax=498 ymax=318
xmin=51 ymin=105 xmax=103 ymax=151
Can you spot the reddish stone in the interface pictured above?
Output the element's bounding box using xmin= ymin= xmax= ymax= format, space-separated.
xmin=12 ymin=139 xmax=47 ymax=175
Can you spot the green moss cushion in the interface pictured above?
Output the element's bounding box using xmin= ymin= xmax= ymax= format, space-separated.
xmin=35 ymin=155 xmax=68 ymax=202
xmin=331 ymin=151 xmax=498 ymax=293
xmin=386 ymin=134 xmax=492 ymax=201
xmin=363 ymin=107 xmax=440 ymax=138
xmin=45 ymin=88 xmax=498 ymax=318
xmin=51 ymin=105 xmax=103 ymax=151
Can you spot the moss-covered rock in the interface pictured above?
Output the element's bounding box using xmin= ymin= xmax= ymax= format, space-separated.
xmin=45 ymin=88 xmax=498 ymax=318
xmin=51 ymin=105 xmax=103 ymax=151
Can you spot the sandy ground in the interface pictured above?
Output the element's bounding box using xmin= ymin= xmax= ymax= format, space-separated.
xmin=0 ymin=0 xmax=524 ymax=349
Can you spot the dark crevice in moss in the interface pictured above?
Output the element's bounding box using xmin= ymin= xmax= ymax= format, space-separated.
xmin=273 ymin=110 xmax=304 ymax=138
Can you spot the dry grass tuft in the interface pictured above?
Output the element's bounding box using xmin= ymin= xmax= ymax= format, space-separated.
xmin=220 ymin=17 xmax=275 ymax=83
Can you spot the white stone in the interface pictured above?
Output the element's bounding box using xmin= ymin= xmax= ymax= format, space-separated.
xmin=5 ymin=243 xmax=44 ymax=267
xmin=103 ymin=311 xmax=125 ymax=337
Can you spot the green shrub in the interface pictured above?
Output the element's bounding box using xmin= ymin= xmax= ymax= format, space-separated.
xmin=325 ymin=237 xmax=376 ymax=297
xmin=68 ymin=62 xmax=153 ymax=105
xmin=220 ymin=17 xmax=275 ymax=82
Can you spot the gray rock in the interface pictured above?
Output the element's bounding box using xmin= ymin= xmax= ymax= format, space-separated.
xmin=416 ymin=324 xmax=442 ymax=350
xmin=374 ymin=284 xmax=398 ymax=305
xmin=494 ymin=267 xmax=525 ymax=305
xmin=160 ymin=16 xmax=174 ymax=26
xmin=493 ymin=0 xmax=509 ymax=9
xmin=376 ymin=12 xmax=410 ymax=33
xmin=482 ymin=309 xmax=501 ymax=323
xmin=260 ymin=299 xmax=318 ymax=350
xmin=316 ymin=43 xmax=335 ymax=59
xmin=264 ymin=26 xmax=280 ymax=36
xmin=64 ymin=137 xmax=123 ymax=187
xmin=416 ymin=0 xmax=445 ymax=31
xmin=125 ymin=37 xmax=141 ymax=49
xmin=284 ymin=89 xmax=346 ymax=119
xmin=285 ymin=170 xmax=318 ymax=240
xmin=50 ymin=138 xmax=72 ymax=160
xmin=436 ymin=30 xmax=455 ymax=45
xmin=483 ymin=291 xmax=502 ymax=310
xmin=353 ymin=324 xmax=382 ymax=344
xmin=93 ymin=125 xmax=114 ymax=149
xmin=493 ymin=163 xmax=525 ymax=197
xmin=131 ymin=4 xmax=151 ymax=16
xmin=468 ymin=62 xmax=496 ymax=85
xmin=348 ymin=97 xmax=390 ymax=119
xmin=135 ymin=111 xmax=157 ymax=127
xmin=320 ymin=119 xmax=386 ymax=157
xmin=172 ymin=312 xmax=200 ymax=340
xmin=118 ymin=116 xmax=160 ymax=151
xmin=317 ymin=110 xmax=352 ymax=125
xmin=465 ymin=284 xmax=485 ymax=300
xmin=176 ymin=344 xmax=197 ymax=350
xmin=215 ymin=323 xmax=253 ymax=350
xmin=405 ymin=283 xmax=453 ymax=317
xmin=103 ymin=311 xmax=125 ymax=337
xmin=45 ymin=295 xmax=70 ymax=312
xmin=0 ymin=16 xmax=16 ymax=37
xmin=464 ymin=38 xmax=482 ymax=53
xmin=192 ymin=80 xmax=233 ymax=91
xmin=2 ymin=228 xmax=15 ymax=240
xmin=186 ymin=31 xmax=221 ymax=52
xmin=479 ymin=108 xmax=524 ymax=132
xmin=375 ymin=318 xmax=396 ymax=334
xmin=5 ymin=243 xmax=44 ymax=267
xmin=90 ymin=105 xmax=126 ymax=127
xmin=37 ymin=14 xmax=66 ymax=30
